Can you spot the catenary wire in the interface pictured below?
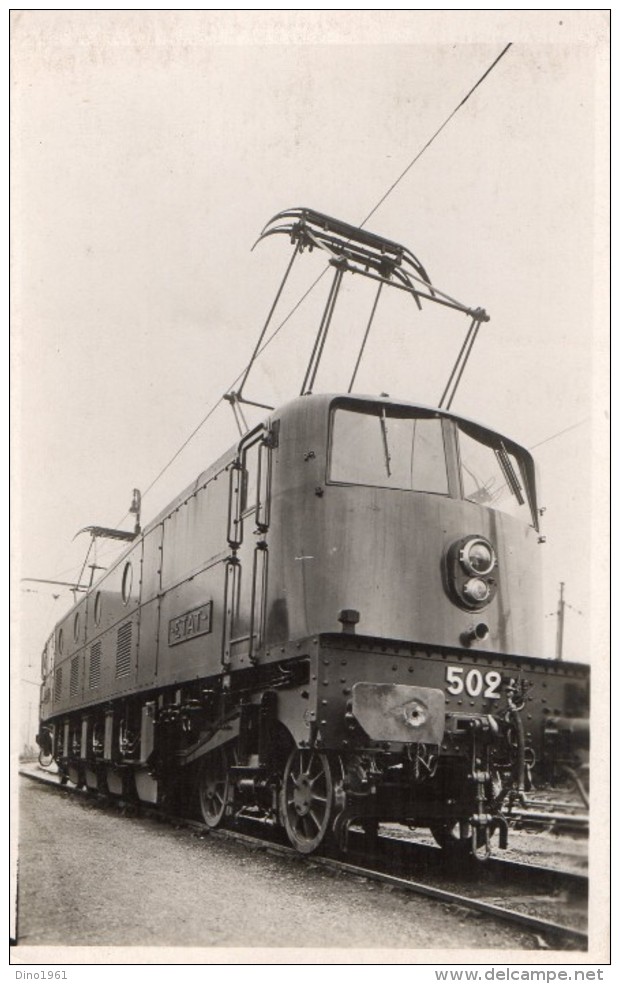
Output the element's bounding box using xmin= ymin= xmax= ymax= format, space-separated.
xmin=358 ymin=43 xmax=512 ymax=229
xmin=121 ymin=43 xmax=514 ymax=515
xmin=42 ymin=45 xmax=517 ymax=584
xmin=529 ymin=419 xmax=589 ymax=450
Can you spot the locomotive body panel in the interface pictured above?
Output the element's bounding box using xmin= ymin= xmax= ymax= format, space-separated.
xmin=40 ymin=393 xmax=548 ymax=719
xmin=268 ymin=484 xmax=542 ymax=657
xmin=156 ymin=561 xmax=226 ymax=686
xmin=263 ymin=394 xmax=542 ymax=659
xmin=40 ymin=458 xmax=238 ymax=720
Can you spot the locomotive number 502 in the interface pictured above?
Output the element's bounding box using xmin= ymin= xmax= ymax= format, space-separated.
xmin=445 ymin=667 xmax=502 ymax=699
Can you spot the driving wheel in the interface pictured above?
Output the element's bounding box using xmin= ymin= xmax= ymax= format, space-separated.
xmin=280 ymin=747 xmax=335 ymax=854
xmin=198 ymin=746 xmax=232 ymax=828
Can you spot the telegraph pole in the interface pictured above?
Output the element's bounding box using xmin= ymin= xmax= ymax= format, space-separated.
xmin=555 ymin=581 xmax=566 ymax=661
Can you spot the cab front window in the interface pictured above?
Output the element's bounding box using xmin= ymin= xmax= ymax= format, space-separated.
xmin=329 ymin=405 xmax=449 ymax=494
xmin=457 ymin=423 xmax=536 ymax=525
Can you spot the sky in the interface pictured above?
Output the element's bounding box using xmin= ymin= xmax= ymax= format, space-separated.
xmin=12 ymin=11 xmax=609 ymax=750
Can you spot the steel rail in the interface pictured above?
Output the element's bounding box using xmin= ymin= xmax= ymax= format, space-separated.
xmin=20 ymin=768 xmax=587 ymax=947
xmin=318 ymin=857 xmax=588 ymax=947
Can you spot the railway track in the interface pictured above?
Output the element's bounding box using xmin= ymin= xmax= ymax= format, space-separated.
xmin=19 ymin=766 xmax=588 ymax=949
xmin=506 ymin=808 xmax=588 ymax=836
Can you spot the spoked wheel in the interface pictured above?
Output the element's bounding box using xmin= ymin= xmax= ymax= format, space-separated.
xmin=198 ymin=746 xmax=233 ymax=829
xmin=280 ymin=747 xmax=336 ymax=854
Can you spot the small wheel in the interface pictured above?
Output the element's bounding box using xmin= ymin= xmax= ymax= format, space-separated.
xmin=280 ymin=747 xmax=335 ymax=854
xmin=198 ymin=746 xmax=232 ymax=828
xmin=430 ymin=820 xmax=474 ymax=855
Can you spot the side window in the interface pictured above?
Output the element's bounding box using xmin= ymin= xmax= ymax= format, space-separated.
xmin=41 ymin=644 xmax=49 ymax=678
xmin=241 ymin=437 xmax=271 ymax=530
xmin=242 ymin=442 xmax=260 ymax=515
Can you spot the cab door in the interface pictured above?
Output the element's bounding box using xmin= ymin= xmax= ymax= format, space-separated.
xmin=224 ymin=429 xmax=271 ymax=670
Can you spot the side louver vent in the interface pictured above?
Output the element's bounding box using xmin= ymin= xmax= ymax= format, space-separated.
xmin=89 ymin=641 xmax=101 ymax=689
xmin=54 ymin=666 xmax=63 ymax=701
xmin=115 ymin=622 xmax=132 ymax=678
xmin=70 ymin=655 xmax=79 ymax=697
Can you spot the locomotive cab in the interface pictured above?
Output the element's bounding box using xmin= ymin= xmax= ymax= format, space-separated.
xmin=256 ymin=394 xmax=589 ymax=854
xmin=265 ymin=393 xmax=543 ymax=661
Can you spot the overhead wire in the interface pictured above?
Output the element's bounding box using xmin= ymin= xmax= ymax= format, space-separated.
xmin=111 ymin=264 xmax=331 ymax=532
xmin=529 ymin=418 xmax=589 ymax=450
xmin=120 ymin=42 xmax=514 ymax=518
xmin=358 ymin=43 xmax=512 ymax=229
xmin=37 ymin=44 xmax=518 ymax=585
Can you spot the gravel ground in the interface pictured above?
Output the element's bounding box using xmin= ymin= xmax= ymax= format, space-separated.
xmin=16 ymin=777 xmax=547 ymax=951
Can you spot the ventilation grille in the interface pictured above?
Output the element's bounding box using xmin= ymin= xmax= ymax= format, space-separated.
xmin=70 ymin=656 xmax=79 ymax=698
xmin=54 ymin=666 xmax=63 ymax=701
xmin=89 ymin=641 xmax=101 ymax=689
xmin=116 ymin=622 xmax=132 ymax=678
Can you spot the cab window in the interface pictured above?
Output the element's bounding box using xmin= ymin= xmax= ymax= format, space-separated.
xmin=457 ymin=424 xmax=535 ymax=524
xmin=329 ymin=406 xmax=449 ymax=494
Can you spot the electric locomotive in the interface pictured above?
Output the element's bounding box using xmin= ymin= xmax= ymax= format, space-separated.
xmin=36 ymin=209 xmax=589 ymax=857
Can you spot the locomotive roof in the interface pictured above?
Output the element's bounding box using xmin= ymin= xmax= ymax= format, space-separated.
xmin=141 ymin=392 xmax=534 ymax=535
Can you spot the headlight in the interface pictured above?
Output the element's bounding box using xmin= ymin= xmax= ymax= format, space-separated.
xmin=462 ymin=577 xmax=491 ymax=603
xmin=459 ymin=537 xmax=496 ymax=576
xmin=445 ymin=534 xmax=498 ymax=612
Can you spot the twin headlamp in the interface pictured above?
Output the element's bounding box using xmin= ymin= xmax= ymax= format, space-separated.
xmin=447 ymin=535 xmax=497 ymax=610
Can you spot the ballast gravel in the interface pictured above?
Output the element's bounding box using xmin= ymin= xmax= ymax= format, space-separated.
xmin=16 ymin=778 xmax=564 ymax=952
